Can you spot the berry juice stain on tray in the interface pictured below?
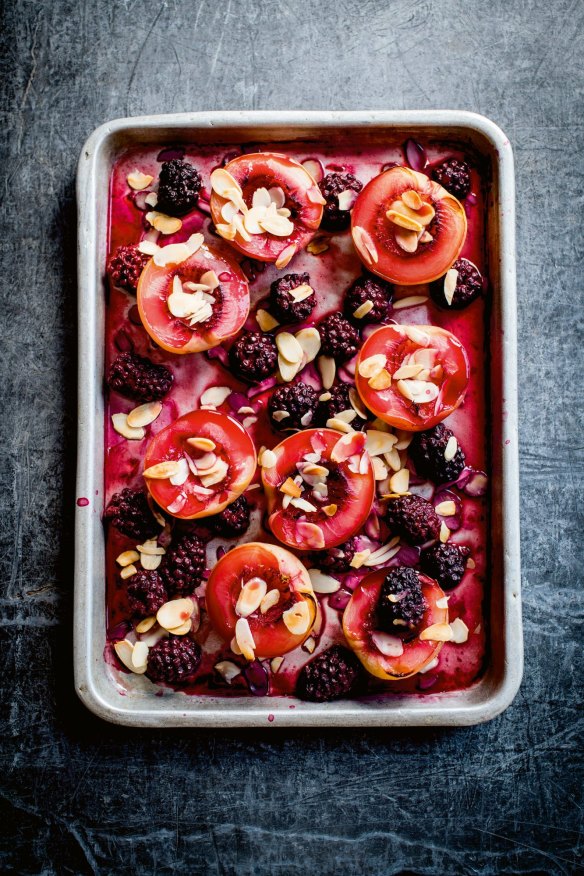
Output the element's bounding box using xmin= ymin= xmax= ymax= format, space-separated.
xmin=104 ymin=139 xmax=489 ymax=701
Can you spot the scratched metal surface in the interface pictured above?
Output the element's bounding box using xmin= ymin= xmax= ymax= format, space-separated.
xmin=1 ymin=0 xmax=582 ymax=873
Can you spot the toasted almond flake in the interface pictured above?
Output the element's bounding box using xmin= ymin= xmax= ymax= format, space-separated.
xmin=186 ymin=437 xmax=216 ymax=452
xmin=352 ymin=299 xmax=374 ymax=320
xmin=214 ymin=660 xmax=241 ymax=684
xmin=321 ymin=503 xmax=337 ymax=518
xmin=146 ymin=211 xmax=182 ymax=235
xmin=358 ymin=353 xmax=386 ymax=379
xmin=193 ymin=451 xmax=218 ymax=472
xmin=131 ymin=640 xmax=149 ymax=669
xmin=337 ymin=188 xmax=358 ymax=211
xmin=282 ymin=601 xmax=311 ymax=636
xmin=306 ymin=238 xmax=329 ymax=255
xmin=116 ymin=549 xmax=140 ymax=567
xmin=404 ymin=326 xmax=430 ymax=346
xmin=114 ymin=640 xmax=145 ymax=673
xmin=417 ymin=203 xmax=436 ymax=225
xmin=120 ymin=564 xmax=138 ymax=580
xmin=308 ymin=569 xmax=341 ymax=594
xmin=295 ymin=327 xmax=321 ymax=363
xmin=221 ymin=200 xmax=240 ymax=223
xmin=352 ymin=225 xmax=378 ymax=264
xmin=366 ymin=430 xmax=398 ymax=456
xmin=467 ymin=557 xmax=476 ymax=570
xmin=395 ymin=228 xmax=419 ymax=253
xmin=372 ymin=457 xmax=388 ymax=480
xmin=386 ymin=209 xmax=423 ymax=233
xmin=251 ymin=187 xmax=272 ymax=209
xmin=290 ymin=496 xmax=318 ymax=513
xmin=280 ymin=477 xmax=302 ymax=498
xmin=157 ymin=597 xmax=194 ymax=632
xmin=216 ymin=222 xmax=237 ymax=241
xmin=392 ymin=295 xmax=429 ymax=310
xmin=444 ymin=268 xmax=459 ymax=305
xmin=200 ymin=385 xmax=231 ymax=407
xmin=334 ymin=409 xmax=357 ymax=425
xmin=143 ymin=460 xmax=181 ymax=480
xmin=127 ymin=401 xmax=163 ymax=428
xmin=350 ymin=549 xmax=371 ymax=569
xmin=301 ymin=636 xmax=316 ymax=654
xmin=389 ymin=468 xmax=410 ymax=494
xmin=136 ymin=539 xmax=165 ymax=556
xmin=289 ymin=283 xmax=314 ymax=303
xmin=384 ymin=448 xmax=402 ymax=472
xmin=259 ymin=448 xmax=278 ymax=469
xmin=368 ymin=368 xmax=392 ymax=390
xmin=393 ymin=363 xmax=425 ymax=381
xmin=449 ymin=618 xmax=469 ymax=644
xmin=394 ymin=429 xmax=413 ymax=450
xmin=436 ymin=596 xmax=450 ymax=610
xmin=259 ymin=206 xmax=294 ymax=236
xmin=135 ymin=616 xmax=156 ymax=634
xmin=435 ymin=500 xmax=456 ymax=516
xmin=296 ymin=520 xmax=325 ymax=549
xmin=169 ymin=457 xmax=189 ymax=486
xmin=270 ymin=656 xmax=284 ymax=673
xmin=200 ymin=458 xmax=229 ymax=488
xmin=365 ymin=540 xmax=402 ymax=567
xmin=112 ymin=412 xmax=145 ymax=441
xmin=397 ymin=379 xmax=440 ymax=404
xmin=444 ymin=435 xmax=458 ymax=461
xmin=276 ymin=332 xmax=303 ymax=364
xmin=260 ymin=589 xmax=281 ymax=614
xmin=137 ymin=239 xmax=159 ymax=255
xmin=242 ymin=416 xmax=257 ymax=429
xmin=318 ymin=355 xmax=336 ymax=389
xmin=302 ymin=463 xmax=329 ymax=478
xmin=236 ymin=577 xmax=268 ymax=618
xmin=371 ymin=630 xmax=404 ymax=657
xmin=235 ymin=617 xmax=256 ymax=661
xmin=319 ymin=392 xmax=332 ymax=402
xmin=140 ymin=552 xmax=161 ymax=571
xmin=127 ymin=169 xmax=154 ymax=190
xmin=238 ymin=406 xmax=255 ymax=416
xmin=278 ymin=356 xmax=302 ymax=383
xmin=440 ymin=521 xmax=451 ymax=543
xmin=152 ymin=242 xmax=190 ymax=267
xmin=420 ymin=622 xmax=453 ymax=642
xmin=166 ymin=618 xmax=191 ymax=636
xmin=419 ymin=231 xmax=432 ymax=243
xmin=256 ymin=309 xmax=279 ymax=332
xmin=401 ymin=189 xmax=423 ymax=210
xmin=275 ymin=243 xmax=297 ymax=269
xmin=326 ymin=417 xmax=354 ymax=434
xmin=210 ymin=168 xmax=243 ymax=198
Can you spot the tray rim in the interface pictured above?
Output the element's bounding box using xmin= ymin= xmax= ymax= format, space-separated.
xmin=75 ymin=109 xmax=522 ymax=727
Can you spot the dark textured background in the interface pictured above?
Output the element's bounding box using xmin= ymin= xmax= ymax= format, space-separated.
xmin=1 ymin=1 xmax=583 ymax=873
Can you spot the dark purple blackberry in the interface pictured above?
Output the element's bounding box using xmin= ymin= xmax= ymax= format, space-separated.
xmin=160 ymin=533 xmax=206 ymax=597
xmin=126 ymin=570 xmax=167 ymax=618
xmin=296 ymin=645 xmax=361 ymax=702
xmin=107 ymin=244 xmax=150 ymax=293
xmin=318 ymin=313 xmax=360 ymax=361
xmin=316 ymin=384 xmax=365 ymax=431
xmin=385 ymin=494 xmax=440 ymax=545
xmin=409 ymin=424 xmax=466 ymax=484
xmin=229 ymin=331 xmax=278 ymax=383
xmin=146 ymin=636 xmax=202 ymax=684
xmin=269 ymin=272 xmax=316 ymax=324
xmin=268 ymin=382 xmax=318 ymax=430
xmin=211 ymin=495 xmax=251 ymax=536
xmin=344 ymin=273 xmax=393 ymax=324
xmin=430 ymin=258 xmax=483 ymax=310
xmin=105 ymin=488 xmax=159 ymax=540
xmin=317 ymin=536 xmax=359 ymax=573
xmin=420 ymin=543 xmax=470 ymax=590
xmin=431 ymin=157 xmax=471 ymax=199
xmin=318 ymin=172 xmax=363 ymax=231
xmin=377 ymin=567 xmax=427 ymax=632
xmin=156 ymin=159 xmax=202 ymax=216
xmin=108 ymin=352 xmax=173 ymax=402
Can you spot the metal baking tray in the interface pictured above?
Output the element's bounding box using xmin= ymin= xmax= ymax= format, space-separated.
xmin=75 ymin=110 xmax=521 ymax=727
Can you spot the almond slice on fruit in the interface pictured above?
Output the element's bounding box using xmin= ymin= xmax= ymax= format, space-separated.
xmin=275 ymin=243 xmax=297 ymax=269
xmin=296 ymin=327 xmax=321 ymax=363
xmin=337 ymin=189 xmax=358 ymax=211
xmin=393 ymin=363 xmax=424 ymax=381
xmin=153 ymin=242 xmax=191 ymax=267
xmin=364 ymin=539 xmax=401 ymax=566
xmin=259 ymin=206 xmax=294 ymax=236
xmin=308 ymin=569 xmax=341 ymax=594
xmin=282 ymin=601 xmax=311 ymax=636
xmin=419 ymin=622 xmax=453 ymax=642
xmin=439 ymin=521 xmax=451 ymax=543
xmin=116 ymin=549 xmax=140 ymax=567
xmin=156 ymin=597 xmax=194 ymax=632
xmin=200 ymin=458 xmax=229 ymax=487
xmin=396 ymin=379 xmax=439 ymax=404
xmin=366 ymin=430 xmax=398 ymax=456
xmin=167 ymin=492 xmax=187 ymax=514
xmin=260 ymin=589 xmax=281 ymax=614
xmin=259 ymin=448 xmax=278 ymax=469
xmin=236 ymin=577 xmax=268 ymax=618
xmin=371 ymin=630 xmax=404 ymax=657
xmin=372 ymin=457 xmax=388 ymax=481
xmin=358 ymin=354 xmax=386 ymax=379
xmin=215 ymin=222 xmax=237 ymax=241
xmin=353 ymin=300 xmax=374 ymax=320
xmin=135 ymin=616 xmax=157 ymax=634
xmin=210 ymin=168 xmax=243 ymax=199
xmin=368 ymin=369 xmax=392 ymax=390
xmin=146 ymin=211 xmax=182 ymax=235
xmin=215 ymin=660 xmax=241 ymax=684
xmin=127 ymin=401 xmax=163 ymax=428
xmin=200 ymin=385 xmax=231 ymax=407
xmin=386 ymin=209 xmax=423 ymax=233
xmin=137 ymin=239 xmax=159 ymax=256
xmin=143 ymin=460 xmax=182 ymax=480
xmin=256 ymin=309 xmax=279 ymax=332
xmin=404 ymin=326 xmax=431 ymax=346
xmin=290 ymin=496 xmax=318 ymax=513
xmin=444 ymin=435 xmax=458 ymax=461
xmin=280 ymin=477 xmax=302 ymax=498
xmin=318 ymin=355 xmax=336 ymax=389
xmin=401 ymin=189 xmax=423 ymax=210
xmin=449 ymin=618 xmax=469 ymax=643
xmin=169 ymin=457 xmax=189 ymax=486
xmin=186 ymin=437 xmax=216 ymax=452
xmin=394 ymin=228 xmax=419 ymax=253
xmin=353 ymin=226 xmax=378 ymax=264
xmin=235 ymin=617 xmax=256 ymax=661
xmin=330 ymin=430 xmax=366 ymax=463
xmin=276 ymin=332 xmax=303 ymax=364
xmin=112 ymin=413 xmax=145 ymax=441
xmin=326 ymin=417 xmax=354 ymax=434
xmin=296 ymin=521 xmax=325 ymax=549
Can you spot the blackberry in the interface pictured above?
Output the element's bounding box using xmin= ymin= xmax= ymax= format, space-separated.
xmin=211 ymin=495 xmax=251 ymax=536
xmin=430 ymin=258 xmax=483 ymax=310
xmin=316 ymin=384 xmax=365 ymax=431
xmin=105 ymin=488 xmax=159 ymax=540
xmin=296 ymin=645 xmax=361 ymax=702
xmin=107 ymin=244 xmax=150 ymax=293
xmin=146 ymin=636 xmax=202 ymax=684
xmin=160 ymin=533 xmax=206 ymax=597
xmin=377 ymin=567 xmax=427 ymax=632
xmin=268 ymin=382 xmax=318 ymax=430
xmin=269 ymin=272 xmax=316 ymax=324
xmin=317 ymin=536 xmax=359 ymax=573
xmin=318 ymin=172 xmax=363 ymax=232
xmin=344 ymin=273 xmax=393 ymax=324
xmin=126 ymin=570 xmax=167 ymax=618
xmin=229 ymin=331 xmax=278 ymax=383
xmin=420 ymin=543 xmax=470 ymax=590
xmin=156 ymin=159 xmax=202 ymax=216
xmin=318 ymin=313 xmax=360 ymax=361
xmin=385 ymin=494 xmax=440 ymax=545
xmin=108 ymin=352 xmax=173 ymax=402
xmin=431 ymin=158 xmax=472 ymax=200
xmin=409 ymin=424 xmax=466 ymax=484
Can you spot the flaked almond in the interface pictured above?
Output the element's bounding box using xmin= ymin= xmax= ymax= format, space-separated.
xmin=137 ymin=239 xmax=159 ymax=256
xmin=276 ymin=332 xmax=303 ymax=364
xmin=306 ymin=237 xmax=329 ymax=255
xmin=282 ymin=601 xmax=311 ymax=636
xmin=270 ymin=656 xmax=284 ymax=673
xmin=235 ymin=617 xmax=256 ymax=661
xmin=326 ymin=417 xmax=353 ymax=434
xmin=444 ymin=268 xmax=459 ymax=305
xmin=236 ymin=577 xmax=268 ymax=618
xmin=186 ymin=436 xmax=216 ymax=452
xmin=386 ymin=209 xmax=423 ymax=233
xmin=393 ymin=363 xmax=424 ymax=381
xmin=330 ymin=430 xmax=366 ymax=463
xmin=215 ymin=222 xmax=237 ymax=241
xmin=131 ymin=640 xmax=149 ymax=669
xmin=215 ymin=660 xmax=241 ymax=684
xmin=308 ymin=569 xmax=341 ymax=594
xmin=145 ymin=192 xmax=158 ymax=208
xmin=296 ymin=327 xmax=321 ymax=363
xmin=112 ymin=413 xmax=145 ymax=441
xmin=116 ymin=549 xmax=140 ymax=567
xmin=322 ymin=503 xmax=338 ymax=517
xmin=318 ymin=355 xmax=336 ymax=389
xmin=210 ymin=168 xmax=243 ymax=199
xmin=280 ymin=477 xmax=302 ymax=498
xmin=366 ymin=430 xmax=398 ymax=456
xmin=352 ymin=225 xmax=378 ymax=264
xmin=368 ymin=369 xmax=392 ymax=390
xmin=127 ymin=169 xmax=154 ymax=190
xmin=435 ymin=500 xmax=456 ymax=516
xmin=392 ymin=295 xmax=429 ymax=310
xmin=288 ymin=283 xmax=314 ymax=303
xmin=200 ymin=458 xmax=229 ymax=488
xmin=140 ymin=552 xmax=161 ymax=570
xmin=256 ymin=308 xmax=279 ymax=332
xmin=167 ymin=493 xmax=187 ymax=514
xmin=358 ymin=353 xmax=386 ymax=379
xmin=153 ymin=242 xmax=191 ymax=267
xmin=450 ymin=618 xmax=469 ymax=643
xmin=157 ymin=597 xmax=194 ymax=632
xmin=168 ymin=618 xmax=192 ymax=636
xmin=353 ymin=299 xmax=374 ymax=320
xmin=436 ymin=595 xmax=450 ymax=610
xmin=259 ymin=207 xmax=294 ymax=236
xmin=143 ymin=460 xmax=181 ymax=480
xmin=404 ymin=326 xmax=430 ymax=346
xmin=279 ymin=356 xmax=302 ymax=383
xmin=260 ymin=448 xmax=278 ymax=468
xmin=307 ymin=186 xmax=327 ymax=205
xmin=384 ymin=448 xmax=402 ymax=472
xmin=296 ymin=520 xmax=325 ymax=549
xmin=114 ymin=639 xmax=146 ymax=674
xmin=120 ymin=564 xmax=138 ymax=580
xmin=347 ymin=388 xmax=367 ymax=420
xmin=168 ymin=457 xmax=188 ymax=486
xmin=401 ymin=189 xmax=423 ymax=210
xmin=275 ymin=243 xmax=297 ymax=269
xmin=319 ymin=392 xmax=332 ymax=403
xmin=350 ymin=549 xmax=371 ymax=568
xmin=371 ymin=630 xmax=404 ymax=657
xmin=396 ymin=379 xmax=440 ymax=404
xmin=419 ymin=622 xmax=453 ymax=642
xmin=302 ymin=463 xmax=329 ymax=478
xmin=200 ymin=385 xmax=231 ymax=407
xmin=135 ymin=616 xmax=156 ymax=634
xmin=146 ymin=211 xmax=182 ymax=235
xmin=290 ymin=496 xmax=318 ymax=513
xmin=364 ymin=540 xmax=401 ymax=566
xmin=260 ymin=588 xmax=281 ymax=614
xmin=372 ymin=457 xmax=388 ymax=481
xmin=127 ymin=401 xmax=162 ymax=428
xmin=136 ymin=539 xmax=165 ymax=556
xmin=337 ymin=188 xmax=358 ymax=211
xmin=242 ymin=416 xmax=257 ymax=429
xmin=389 ymin=468 xmax=410 ymax=494
xmin=302 ymin=636 xmax=316 ymax=654
xmin=394 ymin=429 xmax=414 ymax=450
xmin=394 ymin=228 xmax=419 ymax=253
xmin=444 ymin=435 xmax=458 ymax=461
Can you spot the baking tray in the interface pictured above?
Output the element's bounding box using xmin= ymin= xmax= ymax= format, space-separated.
xmin=75 ymin=110 xmax=521 ymax=727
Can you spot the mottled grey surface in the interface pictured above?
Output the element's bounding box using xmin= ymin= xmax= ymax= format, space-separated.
xmin=1 ymin=0 xmax=583 ymax=873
